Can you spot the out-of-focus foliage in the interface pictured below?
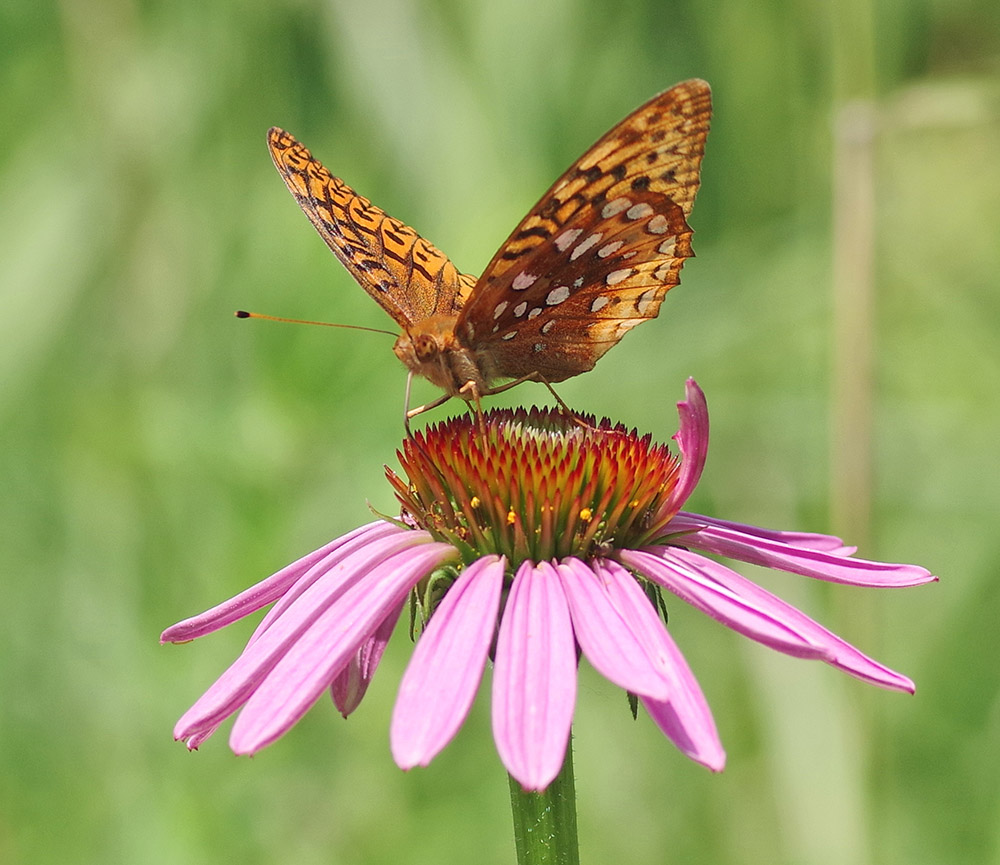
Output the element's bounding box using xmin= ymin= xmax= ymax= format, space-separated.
xmin=2 ymin=1 xmax=998 ymax=863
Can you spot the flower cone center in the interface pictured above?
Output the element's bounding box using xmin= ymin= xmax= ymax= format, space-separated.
xmin=386 ymin=408 xmax=681 ymax=566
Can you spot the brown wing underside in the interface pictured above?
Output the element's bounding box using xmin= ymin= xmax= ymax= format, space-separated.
xmin=473 ymin=195 xmax=694 ymax=382
xmin=458 ymin=79 xmax=711 ymax=382
xmin=267 ymin=127 xmax=475 ymax=329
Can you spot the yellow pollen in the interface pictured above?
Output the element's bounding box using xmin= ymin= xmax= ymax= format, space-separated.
xmin=507 ymin=509 xmax=516 ymax=525
xmin=470 ymin=496 xmax=481 ymax=508
xmin=579 ymin=508 xmax=593 ymax=521
xmin=629 ymin=500 xmax=640 ymax=508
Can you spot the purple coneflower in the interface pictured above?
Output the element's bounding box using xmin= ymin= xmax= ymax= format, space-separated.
xmin=163 ymin=379 xmax=934 ymax=792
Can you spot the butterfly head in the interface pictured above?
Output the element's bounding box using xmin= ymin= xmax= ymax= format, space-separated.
xmin=393 ymin=315 xmax=493 ymax=398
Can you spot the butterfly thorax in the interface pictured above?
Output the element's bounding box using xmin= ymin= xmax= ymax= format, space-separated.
xmin=393 ymin=314 xmax=496 ymax=397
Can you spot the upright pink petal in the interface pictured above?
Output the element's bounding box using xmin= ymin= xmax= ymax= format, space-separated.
xmin=493 ymin=561 xmax=577 ymax=792
xmin=658 ymin=378 xmax=709 ymax=517
xmin=670 ymin=519 xmax=936 ymax=587
xmin=557 ymin=558 xmax=670 ymax=702
xmin=230 ymin=542 xmax=457 ymax=753
xmin=391 ymin=556 xmax=505 ymax=770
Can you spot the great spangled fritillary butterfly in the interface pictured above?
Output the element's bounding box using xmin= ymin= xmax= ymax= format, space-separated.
xmin=267 ymin=79 xmax=711 ymax=413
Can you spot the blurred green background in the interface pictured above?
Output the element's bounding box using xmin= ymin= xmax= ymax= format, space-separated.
xmin=3 ymin=0 xmax=998 ymax=863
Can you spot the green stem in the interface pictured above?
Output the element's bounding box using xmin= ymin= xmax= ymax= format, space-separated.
xmin=508 ymin=739 xmax=579 ymax=865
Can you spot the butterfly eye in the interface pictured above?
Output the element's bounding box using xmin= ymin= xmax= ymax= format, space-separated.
xmin=413 ymin=333 xmax=439 ymax=361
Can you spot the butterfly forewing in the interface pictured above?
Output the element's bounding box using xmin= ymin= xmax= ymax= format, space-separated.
xmin=457 ymin=79 xmax=711 ymax=381
xmin=267 ymin=127 xmax=475 ymax=329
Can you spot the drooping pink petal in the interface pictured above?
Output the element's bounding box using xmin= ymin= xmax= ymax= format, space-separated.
xmin=174 ymin=532 xmax=449 ymax=744
xmin=641 ymin=689 xmax=725 ymax=772
xmin=331 ymin=595 xmax=406 ymax=718
xmin=667 ymin=518 xmax=936 ymax=587
xmin=673 ymin=512 xmax=853 ymax=554
xmin=660 ymin=547 xmax=916 ymax=693
xmin=229 ymin=542 xmax=458 ymax=753
xmin=161 ymin=521 xmax=400 ymax=643
xmin=183 ymin=724 xmax=220 ymax=751
xmin=492 ymin=560 xmax=577 ymax=792
xmin=557 ymin=558 xmax=670 ymax=701
xmin=247 ymin=521 xmax=409 ymax=645
xmin=657 ymin=378 xmax=709 ymax=517
xmin=619 ymin=548 xmax=830 ymax=660
xmin=391 ymin=556 xmax=505 ymax=770
xmin=639 ymin=661 xmax=725 ymax=774
xmin=581 ymin=558 xmax=724 ymax=769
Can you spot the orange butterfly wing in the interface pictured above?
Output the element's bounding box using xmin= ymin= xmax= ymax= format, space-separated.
xmin=456 ymin=79 xmax=711 ymax=382
xmin=267 ymin=127 xmax=476 ymax=329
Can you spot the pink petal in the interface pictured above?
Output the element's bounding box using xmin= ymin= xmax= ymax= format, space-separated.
xmin=229 ymin=542 xmax=457 ymax=753
xmin=391 ymin=556 xmax=505 ymax=769
xmin=673 ymin=512 xmax=853 ymax=554
xmin=661 ymin=547 xmax=916 ymax=693
xmin=557 ymin=559 xmax=670 ymax=701
xmin=619 ymin=549 xmax=830 ymax=659
xmin=174 ymin=533 xmax=450 ymax=743
xmin=668 ymin=519 xmax=936 ymax=587
xmin=247 ymin=521 xmax=410 ymax=645
xmin=641 ymin=689 xmax=725 ymax=772
xmin=658 ymin=378 xmax=709 ymax=516
xmin=331 ymin=595 xmax=405 ymax=718
xmin=183 ymin=724 xmax=220 ymax=751
xmin=162 ymin=521 xmax=399 ymax=643
xmin=586 ymin=559 xmax=725 ymax=769
xmin=638 ymin=624 xmax=725 ymax=773
xmin=492 ymin=560 xmax=577 ymax=792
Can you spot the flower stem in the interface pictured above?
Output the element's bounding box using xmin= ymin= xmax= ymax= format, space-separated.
xmin=507 ymin=740 xmax=579 ymax=865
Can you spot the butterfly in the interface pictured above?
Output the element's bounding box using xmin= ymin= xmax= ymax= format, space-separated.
xmin=267 ymin=78 xmax=711 ymax=416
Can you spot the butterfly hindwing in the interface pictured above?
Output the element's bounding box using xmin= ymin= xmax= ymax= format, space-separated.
xmin=267 ymin=127 xmax=476 ymax=329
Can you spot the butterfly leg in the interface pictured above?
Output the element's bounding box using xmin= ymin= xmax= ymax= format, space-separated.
xmin=483 ymin=373 xmax=588 ymax=429
xmin=532 ymin=374 xmax=591 ymax=429
xmin=480 ymin=372 xmax=535 ymax=398
xmin=404 ymin=372 xmax=456 ymax=434
xmin=457 ymin=379 xmax=487 ymax=436
xmin=405 ymin=390 xmax=455 ymax=424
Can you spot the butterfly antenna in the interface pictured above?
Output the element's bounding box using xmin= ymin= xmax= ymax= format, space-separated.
xmin=235 ymin=310 xmax=397 ymax=338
